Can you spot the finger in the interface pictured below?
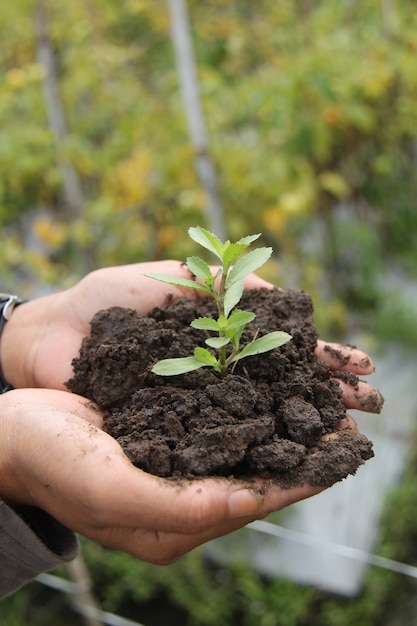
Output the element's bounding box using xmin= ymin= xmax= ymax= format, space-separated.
xmin=334 ymin=414 xmax=358 ymax=432
xmin=83 ymin=482 xmax=324 ymax=564
xmin=335 ymin=378 xmax=384 ymax=414
xmin=80 ymin=468 xmax=266 ymax=535
xmin=322 ymin=413 xmax=358 ymax=439
xmin=257 ymin=481 xmax=324 ymax=514
xmin=316 ymin=340 xmax=375 ymax=375
xmin=243 ymin=273 xmax=274 ymax=290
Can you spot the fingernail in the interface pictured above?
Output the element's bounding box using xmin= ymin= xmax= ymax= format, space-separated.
xmin=228 ymin=489 xmax=264 ymax=519
xmin=356 ymin=388 xmax=385 ymax=414
xmin=359 ymin=355 xmax=375 ymax=373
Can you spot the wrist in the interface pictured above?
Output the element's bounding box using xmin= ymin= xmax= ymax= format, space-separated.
xmin=1 ymin=291 xmax=74 ymax=389
xmin=0 ymin=295 xmax=28 ymax=392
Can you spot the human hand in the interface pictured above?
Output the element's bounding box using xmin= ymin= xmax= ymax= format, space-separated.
xmin=2 ymin=261 xmax=216 ymax=389
xmin=0 ymin=388 xmax=324 ymax=563
xmin=1 ymin=261 xmax=382 ymax=413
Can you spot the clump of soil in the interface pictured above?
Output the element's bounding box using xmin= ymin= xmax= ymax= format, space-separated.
xmin=66 ymin=288 xmax=374 ymax=487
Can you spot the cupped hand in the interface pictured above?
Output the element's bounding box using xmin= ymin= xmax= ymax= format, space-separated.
xmin=2 ymin=261 xmax=196 ymax=390
xmin=0 ymin=388 xmax=322 ymax=564
xmin=1 ymin=261 xmax=382 ymax=414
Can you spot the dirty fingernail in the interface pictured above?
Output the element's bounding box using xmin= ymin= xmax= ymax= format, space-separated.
xmin=356 ymin=354 xmax=375 ymax=373
xmin=228 ymin=489 xmax=264 ymax=519
xmin=356 ymin=388 xmax=385 ymax=414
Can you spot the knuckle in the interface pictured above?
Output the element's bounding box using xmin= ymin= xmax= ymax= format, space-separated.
xmin=181 ymin=497 xmax=214 ymax=534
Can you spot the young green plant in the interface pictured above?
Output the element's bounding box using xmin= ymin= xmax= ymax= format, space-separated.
xmin=145 ymin=226 xmax=291 ymax=377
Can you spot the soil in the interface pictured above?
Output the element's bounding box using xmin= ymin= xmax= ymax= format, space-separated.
xmin=66 ymin=288 xmax=374 ymax=488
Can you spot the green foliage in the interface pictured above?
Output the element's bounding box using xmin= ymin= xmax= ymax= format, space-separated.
xmin=372 ymin=293 xmax=417 ymax=349
xmin=325 ymin=218 xmax=383 ymax=311
xmin=81 ymin=543 xmax=237 ymax=625
xmin=146 ymin=226 xmax=291 ymax=376
xmin=0 ymin=581 xmax=75 ymax=626
xmin=0 ymin=0 xmax=416 ymax=320
xmin=80 ymin=538 xmax=315 ymax=626
xmin=0 ymin=587 xmax=33 ymax=626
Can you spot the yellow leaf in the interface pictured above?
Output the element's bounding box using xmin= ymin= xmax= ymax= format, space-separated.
xmin=279 ymin=186 xmax=315 ymax=216
xmin=6 ymin=68 xmax=26 ymax=89
xmin=33 ymin=216 xmax=67 ymax=250
xmin=262 ymin=206 xmax=287 ymax=233
xmin=105 ymin=148 xmax=152 ymax=209
xmin=322 ymin=106 xmax=343 ymax=128
xmin=318 ymin=171 xmax=350 ymax=199
xmin=157 ymin=226 xmax=182 ymax=250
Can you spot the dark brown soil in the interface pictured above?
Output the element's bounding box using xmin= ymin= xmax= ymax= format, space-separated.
xmin=66 ymin=288 xmax=374 ymax=487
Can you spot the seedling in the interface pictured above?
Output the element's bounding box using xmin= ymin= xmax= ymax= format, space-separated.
xmin=145 ymin=226 xmax=291 ymax=377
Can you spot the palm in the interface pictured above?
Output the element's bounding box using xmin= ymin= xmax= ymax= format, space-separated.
xmin=33 ymin=261 xmax=197 ymax=388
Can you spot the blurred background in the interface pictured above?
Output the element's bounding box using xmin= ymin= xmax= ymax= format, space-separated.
xmin=1 ymin=1 xmax=417 ymax=624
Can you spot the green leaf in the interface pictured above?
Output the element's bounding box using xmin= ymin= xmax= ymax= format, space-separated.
xmin=226 ymin=247 xmax=272 ymax=288
xmin=216 ymin=315 xmax=228 ymax=332
xmin=186 ymin=256 xmax=213 ymax=283
xmin=228 ymin=324 xmax=244 ymax=351
xmin=224 ymin=278 xmax=245 ymax=317
xmin=236 ymin=233 xmax=261 ymax=246
xmin=226 ymin=309 xmax=255 ymax=329
xmin=222 ymin=235 xmax=261 ymax=271
xmin=194 ymin=347 xmax=218 ymax=366
xmin=205 ymin=336 xmax=230 ymax=349
xmin=222 ymin=242 xmax=249 ymax=270
xmin=188 ymin=226 xmax=224 ymax=260
xmin=144 ymin=273 xmax=211 ymax=293
xmin=151 ymin=356 xmax=204 ymax=376
xmin=231 ymin=331 xmax=292 ymax=362
xmin=191 ymin=317 xmax=220 ymax=331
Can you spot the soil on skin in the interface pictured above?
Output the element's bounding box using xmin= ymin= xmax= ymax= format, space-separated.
xmin=66 ymin=288 xmax=374 ymax=487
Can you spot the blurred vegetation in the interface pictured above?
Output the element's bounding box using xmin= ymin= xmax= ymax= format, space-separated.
xmin=0 ymin=0 xmax=416 ymax=342
xmin=1 ymin=1 xmax=417 ymax=624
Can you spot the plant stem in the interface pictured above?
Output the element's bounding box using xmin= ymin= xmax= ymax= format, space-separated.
xmin=217 ymin=268 xmax=229 ymax=375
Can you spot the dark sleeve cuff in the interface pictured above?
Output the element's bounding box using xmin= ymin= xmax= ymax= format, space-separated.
xmin=0 ymin=499 xmax=79 ymax=599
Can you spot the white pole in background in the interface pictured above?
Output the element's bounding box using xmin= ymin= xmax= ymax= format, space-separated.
xmin=167 ymin=0 xmax=226 ymax=240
